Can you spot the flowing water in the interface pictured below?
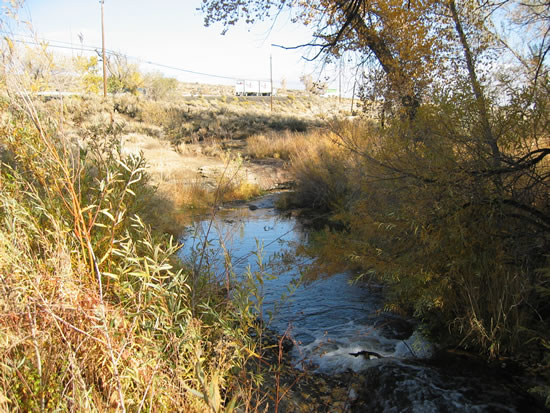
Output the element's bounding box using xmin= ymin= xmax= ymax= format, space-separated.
xmin=179 ymin=194 xmax=544 ymax=412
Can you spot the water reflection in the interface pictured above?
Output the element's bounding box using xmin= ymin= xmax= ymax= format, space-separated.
xmin=178 ymin=198 xmax=424 ymax=374
xmin=177 ymin=198 xmax=544 ymax=410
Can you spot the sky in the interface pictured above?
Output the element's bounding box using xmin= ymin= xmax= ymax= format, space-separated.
xmin=7 ymin=0 xmax=352 ymax=92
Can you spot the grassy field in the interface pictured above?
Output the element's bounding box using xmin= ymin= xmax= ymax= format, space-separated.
xmin=55 ymin=91 xmax=353 ymax=212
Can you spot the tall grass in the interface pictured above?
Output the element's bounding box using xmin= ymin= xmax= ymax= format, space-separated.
xmin=249 ymin=127 xmax=358 ymax=211
xmin=246 ymin=130 xmax=327 ymax=161
xmin=0 ymin=91 xmax=266 ymax=411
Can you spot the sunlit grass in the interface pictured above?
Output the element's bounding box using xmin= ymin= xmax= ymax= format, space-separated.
xmin=0 ymin=93 xmax=265 ymax=412
xmin=246 ymin=130 xmax=330 ymax=161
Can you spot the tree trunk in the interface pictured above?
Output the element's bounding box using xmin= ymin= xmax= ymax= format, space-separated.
xmin=448 ymin=0 xmax=501 ymax=171
xmin=338 ymin=0 xmax=421 ymax=120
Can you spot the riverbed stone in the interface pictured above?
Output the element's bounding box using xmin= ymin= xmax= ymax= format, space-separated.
xmin=354 ymin=358 xmax=547 ymax=412
xmin=374 ymin=314 xmax=415 ymax=340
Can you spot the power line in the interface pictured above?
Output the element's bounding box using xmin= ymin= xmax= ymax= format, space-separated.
xmin=1 ymin=31 xmax=113 ymax=54
xmin=8 ymin=37 xmax=97 ymax=53
xmin=2 ymin=32 xmax=93 ymax=50
xmin=3 ymin=32 xmax=269 ymax=82
xmin=140 ymin=60 xmax=243 ymax=81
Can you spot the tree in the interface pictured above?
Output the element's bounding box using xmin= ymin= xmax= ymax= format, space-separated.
xmin=201 ymin=0 xmax=443 ymax=117
xmin=105 ymin=53 xmax=143 ymax=94
xmin=143 ymin=72 xmax=178 ymax=100
xmin=74 ymin=56 xmax=102 ymax=94
xmin=300 ymin=73 xmax=328 ymax=95
xmin=19 ymin=44 xmax=56 ymax=92
xmin=200 ymin=0 xmax=548 ymax=187
xmin=201 ymin=0 xmax=550 ymax=357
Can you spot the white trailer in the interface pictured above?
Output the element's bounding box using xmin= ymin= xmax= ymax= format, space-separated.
xmin=245 ymin=80 xmax=257 ymax=96
xmin=235 ymin=80 xmax=246 ymax=96
xmin=259 ymin=81 xmax=271 ymax=96
xmin=235 ymin=80 xmax=272 ymax=96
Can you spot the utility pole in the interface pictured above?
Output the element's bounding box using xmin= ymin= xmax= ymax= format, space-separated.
xmin=351 ymin=65 xmax=359 ymax=114
xmin=100 ymin=0 xmax=107 ymax=98
xmin=351 ymin=80 xmax=356 ymax=114
xmin=270 ymin=54 xmax=273 ymax=112
xmin=339 ymin=59 xmax=342 ymax=104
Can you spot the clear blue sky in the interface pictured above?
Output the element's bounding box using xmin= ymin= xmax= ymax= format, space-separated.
xmin=10 ymin=0 xmax=350 ymax=91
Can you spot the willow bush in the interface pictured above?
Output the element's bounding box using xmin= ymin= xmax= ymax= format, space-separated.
xmin=292 ymin=81 xmax=549 ymax=359
xmin=0 ymin=98 xmax=262 ymax=412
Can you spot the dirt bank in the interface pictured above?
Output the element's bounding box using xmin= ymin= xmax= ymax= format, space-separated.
xmin=121 ymin=132 xmax=291 ymax=194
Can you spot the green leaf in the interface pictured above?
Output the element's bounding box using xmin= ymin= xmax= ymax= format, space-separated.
xmin=184 ymin=386 xmax=204 ymax=399
xmin=100 ymin=209 xmax=115 ymax=222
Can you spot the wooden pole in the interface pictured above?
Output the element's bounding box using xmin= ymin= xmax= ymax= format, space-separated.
xmin=270 ymin=54 xmax=273 ymax=112
xmin=339 ymin=59 xmax=342 ymax=104
xmin=101 ymin=0 xmax=107 ymax=98
xmin=351 ymin=65 xmax=359 ymax=114
xmin=351 ymin=80 xmax=356 ymax=114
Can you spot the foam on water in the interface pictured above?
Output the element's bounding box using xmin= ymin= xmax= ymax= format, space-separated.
xmin=179 ymin=205 xmax=428 ymax=373
xmin=179 ymin=200 xmax=539 ymax=411
xmin=291 ymin=323 xmax=435 ymax=373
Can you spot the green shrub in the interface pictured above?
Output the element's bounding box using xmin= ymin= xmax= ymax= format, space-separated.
xmin=113 ymin=94 xmax=143 ymax=118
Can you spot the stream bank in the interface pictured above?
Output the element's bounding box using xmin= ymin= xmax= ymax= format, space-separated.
xmin=179 ymin=193 xmax=548 ymax=412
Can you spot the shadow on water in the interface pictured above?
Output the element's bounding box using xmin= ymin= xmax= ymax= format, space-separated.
xmin=178 ymin=194 xmax=417 ymax=372
xmin=178 ymin=193 xmax=547 ymax=412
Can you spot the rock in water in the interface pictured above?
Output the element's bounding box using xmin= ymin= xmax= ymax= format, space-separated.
xmin=349 ymin=350 xmax=383 ymax=359
xmin=355 ymin=358 xmax=546 ymax=412
xmin=374 ymin=315 xmax=415 ymax=340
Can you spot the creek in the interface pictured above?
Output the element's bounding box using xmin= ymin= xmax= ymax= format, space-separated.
xmin=179 ymin=193 xmax=545 ymax=412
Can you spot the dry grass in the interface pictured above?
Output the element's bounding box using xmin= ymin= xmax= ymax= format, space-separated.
xmin=157 ymin=161 xmax=263 ymax=210
xmin=58 ymin=94 xmax=301 ymax=211
xmin=140 ymin=102 xmax=318 ymax=145
xmin=246 ymin=129 xmax=333 ymax=161
xmin=120 ymin=131 xmax=263 ymax=210
xmin=0 ymin=94 xmax=266 ymax=412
